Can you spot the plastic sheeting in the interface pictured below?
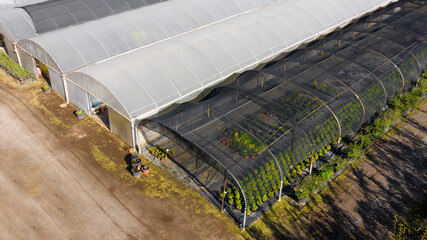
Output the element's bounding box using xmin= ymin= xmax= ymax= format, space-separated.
xmin=66 ymin=0 xmax=396 ymax=121
xmin=0 ymin=8 xmax=35 ymax=42
xmin=0 ymin=0 xmax=46 ymax=9
xmin=18 ymin=0 xmax=276 ymax=73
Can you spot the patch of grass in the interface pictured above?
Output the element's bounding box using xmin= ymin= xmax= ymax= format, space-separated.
xmin=91 ymin=145 xmax=118 ymax=172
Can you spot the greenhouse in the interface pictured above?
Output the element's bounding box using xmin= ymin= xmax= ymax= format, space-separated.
xmin=140 ymin=1 xmax=427 ymax=226
xmin=63 ymin=0 xmax=394 ymax=146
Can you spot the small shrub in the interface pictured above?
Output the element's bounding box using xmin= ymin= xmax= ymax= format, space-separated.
xmin=251 ymin=203 xmax=258 ymax=211
xmin=247 ymin=208 xmax=252 ymax=215
xmin=262 ymin=194 xmax=268 ymax=202
xmin=256 ymin=198 xmax=263 ymax=206
xmin=236 ymin=203 xmax=242 ymax=210
xmin=268 ymin=190 xmax=274 ymax=198
xmin=228 ymin=198 xmax=234 ymax=204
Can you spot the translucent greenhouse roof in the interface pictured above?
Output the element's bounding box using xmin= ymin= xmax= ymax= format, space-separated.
xmin=0 ymin=8 xmax=35 ymax=41
xmin=17 ymin=0 xmax=276 ymax=73
xmin=66 ymin=0 xmax=396 ymax=121
xmin=0 ymin=0 xmax=47 ymax=9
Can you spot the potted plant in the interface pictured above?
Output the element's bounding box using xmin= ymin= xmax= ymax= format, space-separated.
xmin=142 ymin=165 xmax=150 ymax=174
xmin=75 ymin=110 xmax=84 ymax=119
xmin=132 ymin=166 xmax=141 ymax=178
xmin=42 ymin=84 xmax=51 ymax=93
xmin=131 ymin=157 xmax=142 ymax=168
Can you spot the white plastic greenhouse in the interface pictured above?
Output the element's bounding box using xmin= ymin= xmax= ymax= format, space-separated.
xmin=0 ymin=0 xmax=398 ymax=146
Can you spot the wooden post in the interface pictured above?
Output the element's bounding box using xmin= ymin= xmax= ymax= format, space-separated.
xmin=309 ymin=152 xmax=314 ymax=175
xmin=261 ymin=72 xmax=264 ymax=88
xmin=207 ymin=104 xmax=210 ymax=117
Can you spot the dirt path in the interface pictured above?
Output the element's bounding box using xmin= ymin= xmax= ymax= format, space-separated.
xmin=0 ymin=74 xmax=239 ymax=239
xmin=244 ymin=99 xmax=427 ymax=239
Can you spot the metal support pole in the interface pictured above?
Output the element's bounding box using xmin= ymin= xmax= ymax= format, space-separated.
xmin=261 ymin=72 xmax=264 ymax=88
xmin=13 ymin=44 xmax=22 ymax=67
xmin=207 ymin=104 xmax=210 ymax=117
xmin=221 ymin=172 xmax=226 ymax=212
xmin=62 ymin=75 xmax=70 ymax=103
xmin=278 ymin=180 xmax=283 ymax=201
xmin=242 ymin=209 xmax=247 ymax=231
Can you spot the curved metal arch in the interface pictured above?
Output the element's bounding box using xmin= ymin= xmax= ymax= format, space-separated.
xmin=333 ymin=77 xmax=366 ymax=123
xmin=17 ymin=39 xmax=63 ymax=74
xmin=349 ymin=28 xmax=423 ymax=87
xmin=256 ymin=71 xmax=343 ymax=147
xmin=308 ymin=45 xmax=388 ymax=108
xmin=215 ymin=84 xmax=318 ymax=176
xmin=65 ymin=72 xmax=132 ymax=121
xmin=356 ymin=20 xmax=427 ymax=44
xmin=327 ymin=35 xmax=407 ymax=94
xmin=270 ymin=57 xmax=367 ymax=131
xmin=191 ymin=100 xmax=285 ymax=202
xmin=140 ymin=117 xmax=249 ymax=227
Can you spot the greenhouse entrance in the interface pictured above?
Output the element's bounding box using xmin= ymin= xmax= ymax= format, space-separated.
xmin=89 ymin=94 xmax=109 ymax=129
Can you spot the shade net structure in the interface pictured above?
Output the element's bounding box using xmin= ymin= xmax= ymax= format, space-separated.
xmin=141 ymin=1 xmax=427 ymax=226
xmin=21 ymin=0 xmax=167 ymax=34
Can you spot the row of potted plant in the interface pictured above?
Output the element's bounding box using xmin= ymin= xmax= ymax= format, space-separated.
xmin=0 ymin=50 xmax=34 ymax=84
xmin=148 ymin=145 xmax=175 ymax=161
xmin=219 ymin=129 xmax=264 ymax=158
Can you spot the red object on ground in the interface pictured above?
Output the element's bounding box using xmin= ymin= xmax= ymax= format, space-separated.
xmin=142 ymin=165 xmax=150 ymax=174
xmin=99 ymin=105 xmax=104 ymax=113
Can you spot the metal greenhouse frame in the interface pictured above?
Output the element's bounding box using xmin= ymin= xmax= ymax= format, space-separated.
xmin=140 ymin=1 xmax=427 ymax=227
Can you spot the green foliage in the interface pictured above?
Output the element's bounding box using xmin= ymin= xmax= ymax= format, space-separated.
xmin=246 ymin=208 xmax=252 ymax=215
xmin=262 ymin=194 xmax=268 ymax=202
xmin=391 ymin=193 xmax=427 ymax=239
xmin=0 ymin=51 xmax=33 ymax=79
xmin=345 ymin=142 xmax=363 ymax=158
xmin=228 ymin=198 xmax=234 ymax=204
xmin=251 ymin=203 xmax=258 ymax=211
xmin=236 ymin=203 xmax=242 ymax=210
xmin=256 ymin=198 xmax=263 ymax=206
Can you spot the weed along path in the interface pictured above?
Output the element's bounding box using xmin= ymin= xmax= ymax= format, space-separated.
xmin=0 ymin=72 xmax=239 ymax=239
xmin=242 ymin=98 xmax=427 ymax=239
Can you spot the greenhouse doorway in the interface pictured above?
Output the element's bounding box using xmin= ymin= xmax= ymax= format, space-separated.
xmin=89 ymin=94 xmax=109 ymax=129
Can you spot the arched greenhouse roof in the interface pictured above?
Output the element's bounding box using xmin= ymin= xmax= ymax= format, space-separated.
xmin=0 ymin=8 xmax=35 ymax=42
xmin=66 ymin=0 xmax=396 ymax=121
xmin=0 ymin=0 xmax=169 ymax=42
xmin=21 ymin=0 xmax=167 ymax=34
xmin=0 ymin=0 xmax=47 ymax=9
xmin=17 ymin=0 xmax=276 ymax=73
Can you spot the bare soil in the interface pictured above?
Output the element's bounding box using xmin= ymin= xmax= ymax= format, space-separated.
xmin=0 ymin=72 xmax=240 ymax=240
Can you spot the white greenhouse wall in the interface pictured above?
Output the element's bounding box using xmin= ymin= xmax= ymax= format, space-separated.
xmin=108 ymin=107 xmax=133 ymax=146
xmin=67 ymin=80 xmax=90 ymax=115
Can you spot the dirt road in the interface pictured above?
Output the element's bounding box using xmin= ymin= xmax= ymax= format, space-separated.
xmin=0 ymin=76 xmax=238 ymax=239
